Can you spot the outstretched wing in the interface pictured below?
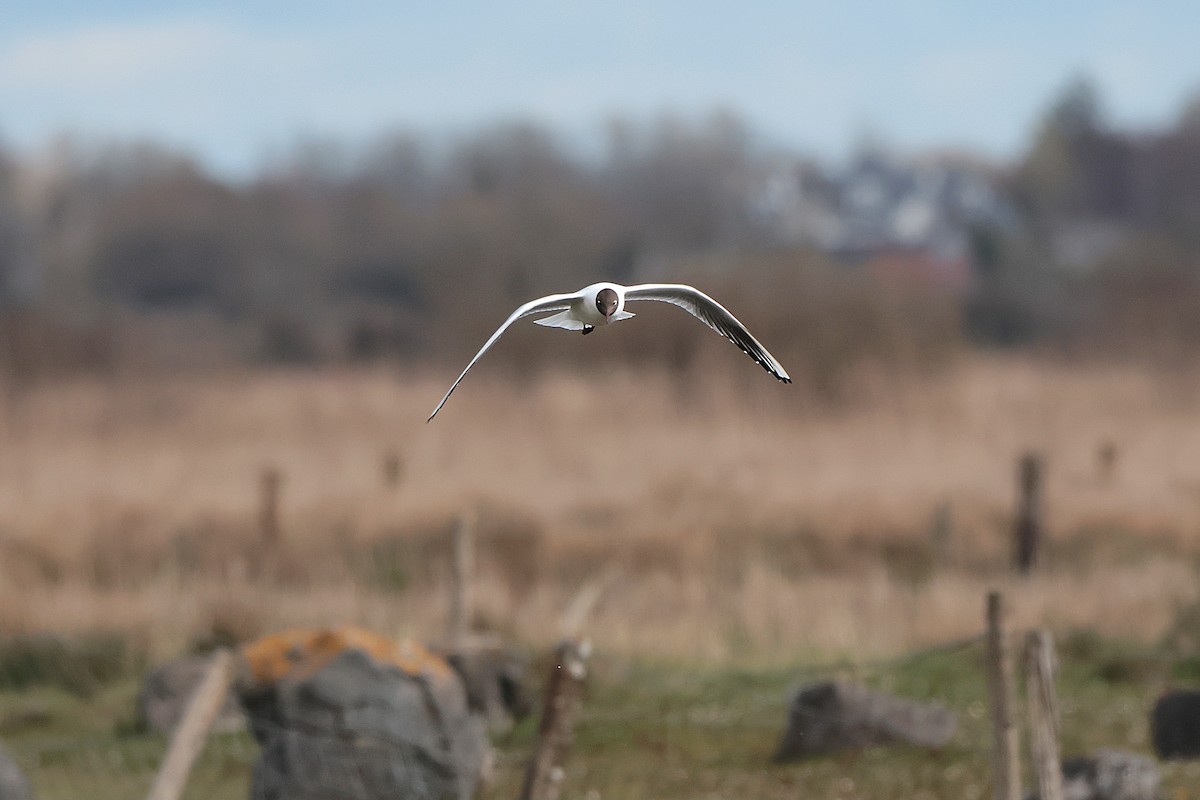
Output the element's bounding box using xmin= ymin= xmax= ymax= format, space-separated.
xmin=428 ymin=293 xmax=578 ymax=421
xmin=622 ymin=283 xmax=791 ymax=382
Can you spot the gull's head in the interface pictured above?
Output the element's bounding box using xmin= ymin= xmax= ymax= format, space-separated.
xmin=595 ymin=288 xmax=619 ymax=321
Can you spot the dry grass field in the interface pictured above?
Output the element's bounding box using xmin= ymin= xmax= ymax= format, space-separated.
xmin=3 ymin=352 xmax=1200 ymax=800
xmin=1 ymin=354 xmax=1199 ymax=664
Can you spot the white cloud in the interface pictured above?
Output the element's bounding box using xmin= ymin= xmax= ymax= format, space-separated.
xmin=0 ymin=18 xmax=309 ymax=92
xmin=2 ymin=3 xmax=1197 ymax=177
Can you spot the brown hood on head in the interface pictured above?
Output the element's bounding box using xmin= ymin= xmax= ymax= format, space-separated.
xmin=596 ymin=288 xmax=619 ymax=318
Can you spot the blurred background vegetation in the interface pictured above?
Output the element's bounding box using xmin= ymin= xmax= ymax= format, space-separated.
xmin=4 ymin=76 xmax=1200 ymax=388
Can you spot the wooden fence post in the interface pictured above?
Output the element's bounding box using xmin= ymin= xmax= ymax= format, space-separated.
xmin=448 ymin=512 xmax=475 ymax=645
xmin=931 ymin=501 xmax=953 ymax=567
xmin=259 ymin=465 xmax=283 ymax=547
xmin=1096 ymin=440 xmax=1117 ymax=485
xmin=518 ymin=639 xmax=590 ymax=800
xmin=1014 ymin=452 xmax=1043 ymax=574
xmin=985 ymin=591 xmax=1022 ymax=800
xmin=382 ymin=448 xmax=404 ymax=489
xmin=1025 ymin=629 xmax=1063 ymax=800
xmin=146 ymin=649 xmax=237 ymax=800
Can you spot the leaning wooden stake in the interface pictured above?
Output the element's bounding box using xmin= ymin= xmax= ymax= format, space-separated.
xmin=985 ymin=591 xmax=1022 ymax=800
xmin=146 ymin=648 xmax=236 ymax=800
xmin=559 ymin=566 xmax=621 ymax=639
xmin=1025 ymin=629 xmax=1063 ymax=800
xmin=518 ymin=638 xmax=590 ymax=800
xmin=449 ymin=512 xmax=476 ymax=645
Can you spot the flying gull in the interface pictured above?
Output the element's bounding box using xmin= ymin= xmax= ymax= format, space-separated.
xmin=428 ymin=282 xmax=791 ymax=421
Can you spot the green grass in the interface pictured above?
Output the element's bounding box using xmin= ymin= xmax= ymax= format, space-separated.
xmin=0 ymin=640 xmax=1197 ymax=800
xmin=0 ymin=633 xmax=142 ymax=697
xmin=483 ymin=644 xmax=1200 ymax=800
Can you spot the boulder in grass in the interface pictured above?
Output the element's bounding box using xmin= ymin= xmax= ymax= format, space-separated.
xmin=1150 ymin=688 xmax=1200 ymax=760
xmin=137 ymin=653 xmax=246 ymax=735
xmin=773 ymin=680 xmax=957 ymax=761
xmin=0 ymin=744 xmax=32 ymax=800
xmin=437 ymin=637 xmax=532 ymax=732
xmin=237 ymin=626 xmax=489 ymax=800
xmin=1026 ymin=748 xmax=1160 ymax=800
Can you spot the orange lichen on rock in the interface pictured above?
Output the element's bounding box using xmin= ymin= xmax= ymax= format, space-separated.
xmin=239 ymin=625 xmax=453 ymax=689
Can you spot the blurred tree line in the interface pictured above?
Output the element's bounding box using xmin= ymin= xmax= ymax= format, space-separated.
xmin=2 ymin=79 xmax=1200 ymax=385
xmin=975 ymin=77 xmax=1200 ymax=354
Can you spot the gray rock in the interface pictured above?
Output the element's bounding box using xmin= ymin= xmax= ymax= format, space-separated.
xmin=1150 ymin=688 xmax=1200 ymax=760
xmin=439 ymin=640 xmax=532 ymax=732
xmin=0 ymin=744 xmax=33 ymax=800
xmin=241 ymin=645 xmax=487 ymax=800
xmin=1027 ymin=749 xmax=1160 ymax=800
xmin=136 ymin=654 xmax=246 ymax=735
xmin=773 ymin=680 xmax=957 ymax=761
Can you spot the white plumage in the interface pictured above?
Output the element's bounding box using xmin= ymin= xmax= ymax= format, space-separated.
xmin=428 ymin=281 xmax=791 ymax=421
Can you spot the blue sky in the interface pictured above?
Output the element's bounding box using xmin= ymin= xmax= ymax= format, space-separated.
xmin=2 ymin=1 xmax=1198 ymax=177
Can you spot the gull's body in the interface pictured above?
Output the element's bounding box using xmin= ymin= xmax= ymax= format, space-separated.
xmin=428 ymin=281 xmax=791 ymax=421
